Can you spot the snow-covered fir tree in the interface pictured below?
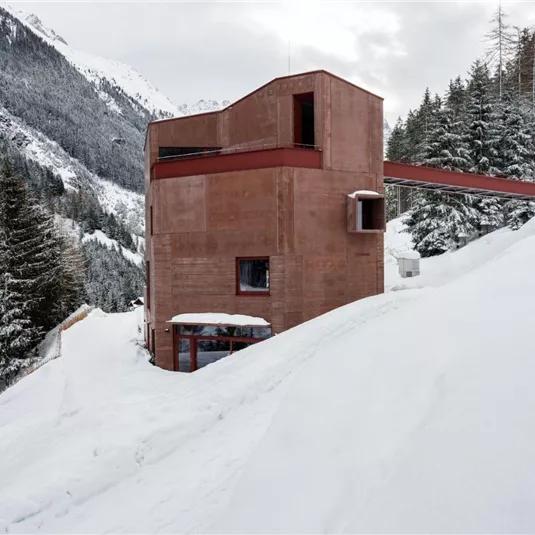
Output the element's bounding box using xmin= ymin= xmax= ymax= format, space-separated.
xmin=0 ymin=188 xmax=39 ymax=386
xmin=405 ymin=191 xmax=479 ymax=257
xmin=0 ymin=162 xmax=65 ymax=332
xmin=465 ymin=60 xmax=505 ymax=230
xmin=466 ymin=60 xmax=500 ymax=175
xmin=0 ymin=159 xmax=87 ymax=386
xmin=497 ymin=91 xmax=534 ymax=179
xmin=496 ymin=90 xmax=535 ymax=228
xmin=387 ymin=6 xmax=535 ymax=257
xmin=386 ymin=118 xmax=407 ymax=162
xmin=385 ymin=118 xmax=408 ymax=219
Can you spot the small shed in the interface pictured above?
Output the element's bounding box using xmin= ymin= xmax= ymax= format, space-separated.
xmin=397 ymin=250 xmax=421 ymax=278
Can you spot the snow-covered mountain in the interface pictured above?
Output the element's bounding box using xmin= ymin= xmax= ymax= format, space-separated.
xmin=4 ymin=3 xmax=230 ymax=120
xmin=2 ymin=3 xmax=177 ymax=118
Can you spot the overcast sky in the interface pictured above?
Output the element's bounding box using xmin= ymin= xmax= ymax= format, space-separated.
xmin=15 ymin=1 xmax=535 ymax=123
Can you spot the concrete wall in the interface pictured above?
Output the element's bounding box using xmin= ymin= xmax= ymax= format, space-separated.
xmin=149 ymin=166 xmax=384 ymax=370
xmin=145 ymin=70 xmax=385 ymax=370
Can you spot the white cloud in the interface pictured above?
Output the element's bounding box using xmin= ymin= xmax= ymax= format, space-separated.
xmin=15 ymin=0 xmax=535 ymax=124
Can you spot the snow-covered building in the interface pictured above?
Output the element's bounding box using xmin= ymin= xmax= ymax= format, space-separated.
xmin=144 ymin=70 xmax=386 ymax=371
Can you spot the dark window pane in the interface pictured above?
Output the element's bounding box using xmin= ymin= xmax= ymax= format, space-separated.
xmin=178 ymin=324 xmax=232 ymax=336
xmin=232 ymin=341 xmax=252 ymax=353
xmin=239 ymin=258 xmax=269 ymax=292
xmin=251 ymin=326 xmax=272 ymax=339
xmin=233 ymin=326 xmax=271 ymax=339
xmin=178 ymin=338 xmax=191 ymax=372
xmin=196 ymin=340 xmax=230 ymax=369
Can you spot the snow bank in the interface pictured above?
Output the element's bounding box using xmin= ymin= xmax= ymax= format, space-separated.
xmin=169 ymin=313 xmax=270 ymax=326
xmin=213 ymin=222 xmax=535 ymax=534
xmin=387 ymin=216 xmax=535 ymax=292
xmin=2 ymin=217 xmax=535 ymax=532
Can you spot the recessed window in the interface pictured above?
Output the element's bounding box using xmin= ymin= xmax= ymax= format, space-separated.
xmin=237 ymin=257 xmax=270 ymax=295
xmin=293 ymin=92 xmax=315 ymax=148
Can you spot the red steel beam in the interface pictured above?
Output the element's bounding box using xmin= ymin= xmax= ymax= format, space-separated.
xmin=152 ymin=147 xmax=322 ymax=180
xmin=384 ymin=161 xmax=535 ymax=200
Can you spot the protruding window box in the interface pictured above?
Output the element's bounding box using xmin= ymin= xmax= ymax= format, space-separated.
xmin=346 ymin=190 xmax=385 ymax=233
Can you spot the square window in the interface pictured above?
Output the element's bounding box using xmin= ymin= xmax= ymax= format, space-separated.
xmin=237 ymin=258 xmax=270 ymax=295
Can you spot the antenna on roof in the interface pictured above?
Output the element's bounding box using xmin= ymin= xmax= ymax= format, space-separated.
xmin=288 ymin=39 xmax=291 ymax=75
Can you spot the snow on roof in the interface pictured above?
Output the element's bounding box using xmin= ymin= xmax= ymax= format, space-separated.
xmin=397 ymin=250 xmax=421 ymax=260
xmin=168 ymin=313 xmax=270 ymax=327
xmin=347 ymin=190 xmax=381 ymax=198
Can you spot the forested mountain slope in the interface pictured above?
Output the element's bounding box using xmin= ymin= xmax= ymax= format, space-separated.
xmin=386 ymin=5 xmax=535 ymax=257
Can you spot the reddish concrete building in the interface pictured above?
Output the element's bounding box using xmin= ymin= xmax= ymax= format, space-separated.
xmin=145 ymin=70 xmax=386 ymax=372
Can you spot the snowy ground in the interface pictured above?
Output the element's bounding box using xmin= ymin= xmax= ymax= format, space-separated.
xmin=1 ymin=219 xmax=535 ymax=533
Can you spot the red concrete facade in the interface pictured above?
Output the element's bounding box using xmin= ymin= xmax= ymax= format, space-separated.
xmin=145 ymin=70 xmax=385 ymax=371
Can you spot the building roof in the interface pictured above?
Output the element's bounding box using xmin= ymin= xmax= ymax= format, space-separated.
xmin=149 ymin=70 xmax=383 ymax=127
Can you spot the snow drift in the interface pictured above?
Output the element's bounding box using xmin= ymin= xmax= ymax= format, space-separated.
xmin=1 ymin=220 xmax=535 ymax=533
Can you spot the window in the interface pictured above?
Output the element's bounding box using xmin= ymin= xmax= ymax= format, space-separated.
xmin=177 ymin=324 xmax=271 ymax=339
xmin=174 ymin=324 xmax=272 ymax=372
xmin=146 ymin=261 xmax=151 ymax=310
xmin=237 ymin=257 xmax=270 ymax=295
xmin=196 ymin=339 xmax=230 ymax=370
xmin=347 ymin=195 xmax=385 ymax=233
xmin=293 ymin=92 xmax=315 ymax=148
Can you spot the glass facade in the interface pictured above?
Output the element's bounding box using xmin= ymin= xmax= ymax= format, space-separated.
xmin=175 ymin=323 xmax=271 ymax=373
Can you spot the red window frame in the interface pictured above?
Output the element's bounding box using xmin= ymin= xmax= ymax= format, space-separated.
xmin=146 ymin=260 xmax=151 ymax=310
xmin=173 ymin=329 xmax=265 ymax=372
xmin=236 ymin=256 xmax=270 ymax=296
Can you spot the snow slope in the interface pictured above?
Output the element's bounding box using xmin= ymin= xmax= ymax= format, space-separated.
xmin=1 ymin=220 xmax=535 ymax=533
xmin=0 ymin=104 xmax=145 ymax=235
xmin=82 ymin=230 xmax=143 ymax=266
xmin=385 ymin=214 xmax=535 ymax=292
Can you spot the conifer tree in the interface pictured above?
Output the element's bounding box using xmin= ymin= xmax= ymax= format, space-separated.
xmin=0 ymin=191 xmax=38 ymax=386
xmin=423 ymin=106 xmax=471 ymax=171
xmin=0 ymin=161 xmax=68 ymax=332
xmin=466 ymin=60 xmax=500 ymax=175
xmin=386 ymin=117 xmax=409 ymax=218
xmin=506 ymin=201 xmax=535 ymax=229
xmin=386 ymin=118 xmax=407 ymax=162
xmin=405 ymin=191 xmax=479 ymax=257
xmin=465 ymin=60 xmax=505 ymax=230
xmin=498 ymin=91 xmax=534 ymax=179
